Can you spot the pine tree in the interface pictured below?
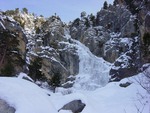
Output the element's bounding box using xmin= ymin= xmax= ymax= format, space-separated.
xmin=143 ymin=33 xmax=150 ymax=46
xmin=85 ymin=18 xmax=90 ymax=27
xmin=22 ymin=8 xmax=28 ymax=14
xmin=143 ymin=33 xmax=150 ymax=56
xmin=1 ymin=61 xmax=14 ymax=76
xmin=113 ymin=0 xmax=118 ymax=6
xmin=51 ymin=73 xmax=61 ymax=87
xmin=103 ymin=1 xmax=108 ymax=9
xmin=50 ymin=72 xmax=61 ymax=93
xmin=15 ymin=8 xmax=19 ymax=14
xmin=28 ymin=57 xmax=44 ymax=81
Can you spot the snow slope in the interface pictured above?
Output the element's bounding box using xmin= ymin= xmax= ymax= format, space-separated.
xmin=0 ymin=73 xmax=149 ymax=113
xmin=54 ymin=73 xmax=150 ymax=113
xmin=0 ymin=77 xmax=57 ymax=113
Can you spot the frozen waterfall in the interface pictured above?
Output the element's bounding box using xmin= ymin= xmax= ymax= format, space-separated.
xmin=73 ymin=41 xmax=111 ymax=90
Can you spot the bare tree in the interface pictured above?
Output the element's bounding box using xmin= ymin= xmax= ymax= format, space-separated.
xmin=135 ymin=65 xmax=150 ymax=94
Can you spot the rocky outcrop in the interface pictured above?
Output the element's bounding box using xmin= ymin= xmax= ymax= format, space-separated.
xmin=27 ymin=16 xmax=79 ymax=84
xmin=96 ymin=5 xmax=131 ymax=33
xmin=109 ymin=36 xmax=141 ymax=81
xmin=58 ymin=100 xmax=86 ymax=113
xmin=33 ymin=5 xmax=141 ymax=82
xmin=133 ymin=0 xmax=150 ymax=36
xmin=0 ymin=99 xmax=15 ymax=113
xmin=70 ymin=5 xmax=137 ymax=64
xmin=107 ymin=0 xmax=150 ymax=81
xmin=0 ymin=12 xmax=26 ymax=59
xmin=1 ymin=1 xmax=148 ymax=85
xmin=0 ymin=12 xmax=26 ymax=75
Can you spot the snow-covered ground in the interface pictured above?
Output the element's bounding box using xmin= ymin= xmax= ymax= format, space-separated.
xmin=0 ymin=73 xmax=149 ymax=113
xmin=53 ymin=73 xmax=150 ymax=113
xmin=0 ymin=76 xmax=57 ymax=113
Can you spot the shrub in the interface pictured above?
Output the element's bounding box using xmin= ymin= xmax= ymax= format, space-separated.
xmin=50 ymin=72 xmax=61 ymax=87
xmin=28 ymin=57 xmax=44 ymax=81
xmin=85 ymin=18 xmax=90 ymax=27
xmin=22 ymin=8 xmax=28 ymax=14
xmin=143 ymin=33 xmax=150 ymax=46
xmin=5 ymin=10 xmax=15 ymax=15
xmin=50 ymin=72 xmax=61 ymax=93
xmin=1 ymin=62 xmax=14 ymax=76
xmin=73 ymin=18 xmax=80 ymax=26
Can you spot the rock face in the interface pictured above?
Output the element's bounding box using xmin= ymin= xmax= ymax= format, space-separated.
xmin=115 ymin=0 xmax=150 ymax=64
xmin=96 ymin=5 xmax=131 ymax=33
xmin=11 ymin=5 xmax=141 ymax=82
xmin=69 ymin=5 xmax=141 ymax=80
xmin=109 ymin=36 xmax=141 ymax=81
xmin=0 ymin=99 xmax=15 ymax=113
xmin=0 ymin=12 xmax=26 ymax=75
xmin=1 ymin=1 xmax=149 ymax=84
xmin=58 ymin=100 xmax=86 ymax=113
xmin=70 ymin=5 xmax=137 ymax=63
xmin=26 ymin=16 xmax=79 ymax=83
xmin=134 ymin=0 xmax=150 ymax=63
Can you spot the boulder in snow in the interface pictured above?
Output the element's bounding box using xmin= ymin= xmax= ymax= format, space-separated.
xmin=58 ymin=100 xmax=86 ymax=113
xmin=0 ymin=99 xmax=15 ymax=113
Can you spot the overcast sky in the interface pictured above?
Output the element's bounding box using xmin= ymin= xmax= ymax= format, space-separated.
xmin=0 ymin=0 xmax=113 ymax=22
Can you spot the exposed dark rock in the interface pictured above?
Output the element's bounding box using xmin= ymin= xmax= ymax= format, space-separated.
xmin=119 ymin=82 xmax=132 ymax=88
xmin=1 ymin=1 xmax=149 ymax=86
xmin=62 ymin=82 xmax=74 ymax=88
xmin=110 ymin=49 xmax=140 ymax=81
xmin=59 ymin=48 xmax=79 ymax=76
xmin=0 ymin=99 xmax=15 ymax=113
xmin=0 ymin=13 xmax=26 ymax=75
xmin=58 ymin=100 xmax=86 ymax=113
xmin=96 ymin=5 xmax=131 ymax=33
xmin=28 ymin=16 xmax=80 ymax=84
xmin=110 ymin=67 xmax=138 ymax=81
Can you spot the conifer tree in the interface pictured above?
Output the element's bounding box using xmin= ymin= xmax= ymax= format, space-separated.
xmin=28 ymin=57 xmax=44 ymax=81
xmin=103 ymin=1 xmax=108 ymax=9
xmin=113 ymin=0 xmax=118 ymax=6
xmin=50 ymin=72 xmax=61 ymax=93
xmin=22 ymin=8 xmax=28 ymax=14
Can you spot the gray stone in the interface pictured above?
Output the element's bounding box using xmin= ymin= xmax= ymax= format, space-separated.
xmin=109 ymin=51 xmax=139 ymax=81
xmin=110 ymin=67 xmax=138 ymax=81
xmin=58 ymin=100 xmax=86 ymax=113
xmin=59 ymin=48 xmax=79 ymax=76
xmin=62 ymin=82 xmax=74 ymax=88
xmin=96 ymin=6 xmax=131 ymax=32
xmin=0 ymin=99 xmax=15 ymax=113
xmin=28 ymin=16 xmax=80 ymax=84
xmin=119 ymin=82 xmax=132 ymax=88
xmin=121 ymin=19 xmax=136 ymax=37
xmin=0 ymin=13 xmax=26 ymax=75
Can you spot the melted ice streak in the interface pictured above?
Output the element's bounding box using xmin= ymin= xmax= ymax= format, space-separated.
xmin=73 ymin=41 xmax=111 ymax=90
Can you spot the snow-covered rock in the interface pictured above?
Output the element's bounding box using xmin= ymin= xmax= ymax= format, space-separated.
xmin=0 ymin=77 xmax=57 ymax=113
xmin=0 ymin=99 xmax=15 ymax=113
xmin=58 ymin=100 xmax=85 ymax=113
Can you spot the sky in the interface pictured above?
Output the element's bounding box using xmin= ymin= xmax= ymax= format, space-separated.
xmin=0 ymin=0 xmax=113 ymax=23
